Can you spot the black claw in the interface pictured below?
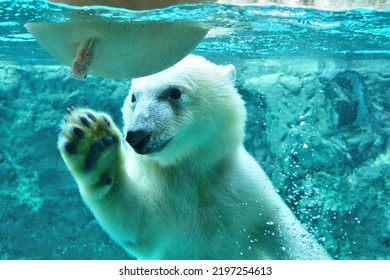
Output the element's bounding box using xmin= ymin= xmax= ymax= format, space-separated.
xmin=66 ymin=106 xmax=75 ymax=114
xmin=73 ymin=127 xmax=85 ymax=139
xmin=64 ymin=141 xmax=77 ymax=154
xmin=86 ymin=112 xmax=97 ymax=122
xmin=79 ymin=116 xmax=90 ymax=128
xmin=85 ymin=139 xmax=105 ymax=171
xmin=103 ymin=116 xmax=110 ymax=127
xmin=63 ymin=117 xmax=68 ymax=123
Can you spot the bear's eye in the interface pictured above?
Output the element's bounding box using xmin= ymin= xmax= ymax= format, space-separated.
xmin=131 ymin=94 xmax=136 ymax=103
xmin=169 ymin=88 xmax=182 ymax=100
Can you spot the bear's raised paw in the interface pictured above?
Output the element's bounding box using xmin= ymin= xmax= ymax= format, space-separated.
xmin=58 ymin=108 xmax=122 ymax=176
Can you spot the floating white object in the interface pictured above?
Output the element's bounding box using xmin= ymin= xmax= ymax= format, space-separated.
xmin=25 ymin=0 xmax=213 ymax=80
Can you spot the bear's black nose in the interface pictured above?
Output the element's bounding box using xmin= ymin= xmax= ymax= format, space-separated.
xmin=126 ymin=129 xmax=150 ymax=154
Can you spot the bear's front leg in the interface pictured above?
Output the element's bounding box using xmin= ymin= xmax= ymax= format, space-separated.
xmin=58 ymin=107 xmax=126 ymax=199
xmin=58 ymin=108 xmax=149 ymax=257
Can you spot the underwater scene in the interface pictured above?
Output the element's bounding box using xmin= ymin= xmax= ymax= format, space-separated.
xmin=0 ymin=0 xmax=389 ymax=260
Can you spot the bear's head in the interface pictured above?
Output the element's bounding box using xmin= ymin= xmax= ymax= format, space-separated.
xmin=122 ymin=55 xmax=246 ymax=167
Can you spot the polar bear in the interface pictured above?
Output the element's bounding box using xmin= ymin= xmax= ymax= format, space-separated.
xmin=58 ymin=55 xmax=329 ymax=260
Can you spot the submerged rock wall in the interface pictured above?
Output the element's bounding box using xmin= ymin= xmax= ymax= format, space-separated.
xmin=237 ymin=57 xmax=389 ymax=259
xmin=0 ymin=57 xmax=388 ymax=259
xmin=0 ymin=66 xmax=130 ymax=259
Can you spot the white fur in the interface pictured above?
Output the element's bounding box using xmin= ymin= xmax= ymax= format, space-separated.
xmin=60 ymin=55 xmax=329 ymax=259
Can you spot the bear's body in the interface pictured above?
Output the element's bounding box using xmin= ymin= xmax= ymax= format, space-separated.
xmin=59 ymin=55 xmax=329 ymax=259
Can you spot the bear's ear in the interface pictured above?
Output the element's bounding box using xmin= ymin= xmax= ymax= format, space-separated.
xmin=222 ymin=64 xmax=236 ymax=82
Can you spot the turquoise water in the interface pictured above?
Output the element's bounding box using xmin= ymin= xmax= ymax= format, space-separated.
xmin=1 ymin=0 xmax=389 ymax=61
xmin=0 ymin=0 xmax=389 ymax=259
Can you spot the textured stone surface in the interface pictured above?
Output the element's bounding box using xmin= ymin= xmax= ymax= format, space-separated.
xmin=0 ymin=57 xmax=389 ymax=259
xmin=0 ymin=65 xmax=129 ymax=259
xmin=238 ymin=58 xmax=389 ymax=259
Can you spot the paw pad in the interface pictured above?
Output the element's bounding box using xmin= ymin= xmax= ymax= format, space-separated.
xmin=85 ymin=136 xmax=118 ymax=170
xmin=86 ymin=112 xmax=97 ymax=122
xmin=79 ymin=116 xmax=90 ymax=128
xmin=60 ymin=108 xmax=120 ymax=172
xmin=73 ymin=126 xmax=85 ymax=139
xmin=64 ymin=140 xmax=77 ymax=154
